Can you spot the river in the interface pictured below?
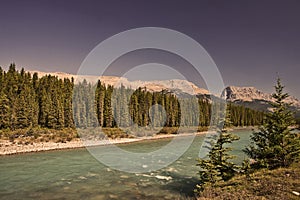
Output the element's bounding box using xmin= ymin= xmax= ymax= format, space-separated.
xmin=0 ymin=129 xmax=252 ymax=200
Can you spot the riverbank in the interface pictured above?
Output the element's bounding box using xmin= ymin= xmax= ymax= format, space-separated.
xmin=0 ymin=127 xmax=255 ymax=156
xmin=0 ymin=131 xmax=210 ymax=156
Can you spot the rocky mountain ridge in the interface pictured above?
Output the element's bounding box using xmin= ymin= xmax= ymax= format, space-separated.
xmin=28 ymin=70 xmax=210 ymax=95
xmin=223 ymin=86 xmax=300 ymax=111
xmin=29 ymin=70 xmax=300 ymax=110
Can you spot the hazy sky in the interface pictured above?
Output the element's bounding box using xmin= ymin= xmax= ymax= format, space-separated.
xmin=0 ymin=0 xmax=299 ymax=98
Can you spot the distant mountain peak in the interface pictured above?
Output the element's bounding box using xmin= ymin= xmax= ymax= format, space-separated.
xmin=223 ymin=86 xmax=300 ymax=109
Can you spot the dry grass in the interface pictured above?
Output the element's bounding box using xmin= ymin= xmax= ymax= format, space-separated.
xmin=197 ymin=163 xmax=300 ymax=200
xmin=0 ymin=128 xmax=79 ymax=144
xmin=158 ymin=126 xmax=209 ymax=134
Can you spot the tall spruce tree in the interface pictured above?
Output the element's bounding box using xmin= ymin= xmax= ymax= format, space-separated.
xmin=196 ymin=133 xmax=240 ymax=191
xmin=63 ymin=78 xmax=74 ymax=128
xmin=224 ymin=102 xmax=233 ymax=128
xmin=196 ymin=104 xmax=240 ymax=192
xmin=0 ymin=91 xmax=10 ymax=129
xmin=244 ymin=78 xmax=300 ymax=169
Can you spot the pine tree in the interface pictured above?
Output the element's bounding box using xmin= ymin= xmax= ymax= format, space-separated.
xmin=244 ymin=78 xmax=300 ymax=169
xmin=15 ymin=89 xmax=29 ymax=128
xmin=0 ymin=92 xmax=10 ymax=129
xmin=196 ymin=103 xmax=240 ymax=192
xmin=86 ymin=82 xmax=98 ymax=127
xmin=95 ymin=80 xmax=105 ymax=127
xmin=63 ymin=78 xmax=74 ymax=128
xmin=224 ymin=103 xmax=233 ymax=129
xmin=196 ymin=131 xmax=240 ymax=191
xmin=103 ymin=85 xmax=114 ymax=127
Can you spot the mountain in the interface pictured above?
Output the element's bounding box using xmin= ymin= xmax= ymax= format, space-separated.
xmin=223 ymin=86 xmax=300 ymax=113
xmin=28 ymin=70 xmax=209 ymax=95
xmin=29 ymin=70 xmax=300 ymax=113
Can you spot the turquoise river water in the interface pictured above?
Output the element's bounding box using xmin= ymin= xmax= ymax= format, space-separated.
xmin=0 ymin=129 xmax=252 ymax=200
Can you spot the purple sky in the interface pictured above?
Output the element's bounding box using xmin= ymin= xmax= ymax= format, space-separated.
xmin=0 ymin=0 xmax=299 ymax=98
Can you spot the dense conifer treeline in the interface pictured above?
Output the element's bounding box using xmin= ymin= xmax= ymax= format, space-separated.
xmin=0 ymin=64 xmax=264 ymax=132
xmin=74 ymin=81 xmax=264 ymax=129
xmin=0 ymin=64 xmax=74 ymax=130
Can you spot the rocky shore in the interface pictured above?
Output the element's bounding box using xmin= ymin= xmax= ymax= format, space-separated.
xmin=0 ymin=132 xmax=209 ymax=156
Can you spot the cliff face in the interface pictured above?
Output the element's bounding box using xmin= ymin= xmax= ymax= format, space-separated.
xmin=223 ymin=86 xmax=300 ymax=111
xmin=223 ymin=86 xmax=273 ymax=102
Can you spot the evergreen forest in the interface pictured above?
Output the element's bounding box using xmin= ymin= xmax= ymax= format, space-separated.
xmin=0 ymin=64 xmax=265 ymax=135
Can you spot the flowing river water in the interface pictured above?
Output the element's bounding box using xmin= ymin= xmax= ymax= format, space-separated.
xmin=0 ymin=129 xmax=252 ymax=200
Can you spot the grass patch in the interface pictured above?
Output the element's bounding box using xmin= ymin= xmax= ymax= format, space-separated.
xmin=158 ymin=126 xmax=208 ymax=135
xmin=0 ymin=127 xmax=79 ymax=143
xmin=197 ymin=163 xmax=300 ymax=200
